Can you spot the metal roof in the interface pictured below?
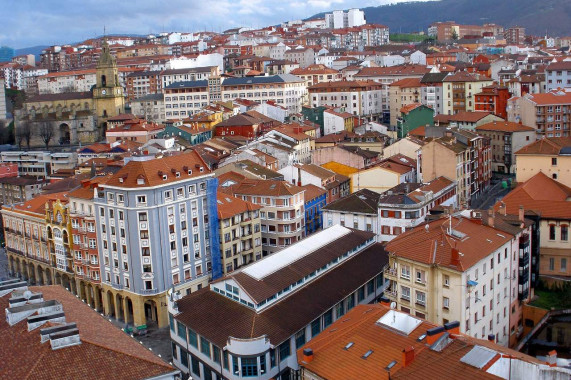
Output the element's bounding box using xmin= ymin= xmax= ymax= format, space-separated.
xmin=460 ymin=345 xmax=497 ymax=369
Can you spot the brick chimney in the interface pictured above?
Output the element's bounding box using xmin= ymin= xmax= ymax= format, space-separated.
xmin=402 ymin=346 xmax=415 ymax=367
xmin=519 ymin=205 xmax=525 ymax=222
xmin=546 ymin=350 xmax=557 ymax=366
xmin=444 ymin=321 xmax=460 ymax=335
xmin=500 ymin=201 xmax=507 ymax=216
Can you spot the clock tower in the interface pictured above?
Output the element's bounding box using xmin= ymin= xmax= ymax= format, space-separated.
xmin=94 ymin=40 xmax=125 ymax=134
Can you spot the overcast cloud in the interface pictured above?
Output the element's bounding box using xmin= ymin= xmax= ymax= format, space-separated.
xmin=3 ymin=0 xmax=434 ymax=49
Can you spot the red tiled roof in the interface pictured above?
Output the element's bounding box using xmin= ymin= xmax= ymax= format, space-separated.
xmin=1 ymin=285 xmax=175 ymax=380
xmin=476 ymin=121 xmax=535 ymax=132
xmin=103 ymin=151 xmax=211 ymax=188
xmin=515 ymin=137 xmax=571 ymax=155
xmin=525 ymin=90 xmax=571 ymax=105
xmin=390 ymin=77 xmax=422 ymax=88
xmin=494 ymin=172 xmax=571 ymax=220
xmin=216 ymin=192 xmax=261 ymax=219
xmin=400 ymin=103 xmax=423 ymax=114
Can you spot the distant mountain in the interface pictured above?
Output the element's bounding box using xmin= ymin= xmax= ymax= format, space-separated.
xmin=314 ymin=0 xmax=571 ymax=37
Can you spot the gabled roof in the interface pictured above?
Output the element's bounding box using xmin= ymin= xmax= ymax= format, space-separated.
xmin=216 ymin=192 xmax=261 ymax=220
xmin=231 ymin=179 xmax=304 ymax=197
xmin=475 ymin=121 xmax=535 ymax=133
xmin=322 ymin=188 xmax=381 ymax=214
xmin=515 ymin=137 xmax=571 ymax=155
xmin=494 ymin=172 xmax=571 ymax=220
xmin=386 ymin=216 xmax=513 ymax=271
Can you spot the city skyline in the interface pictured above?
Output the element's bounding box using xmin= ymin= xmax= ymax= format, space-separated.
xmin=2 ymin=0 xmax=433 ymax=48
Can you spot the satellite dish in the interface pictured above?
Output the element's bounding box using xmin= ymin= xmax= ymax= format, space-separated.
xmin=390 ymin=302 xmax=396 ymax=310
xmin=23 ymin=290 xmax=32 ymax=300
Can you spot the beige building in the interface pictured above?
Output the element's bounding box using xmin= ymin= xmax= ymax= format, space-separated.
xmin=389 ymin=77 xmax=422 ymax=127
xmin=37 ymin=69 xmax=97 ymax=94
xmin=515 ymin=136 xmax=571 ymax=187
xmin=475 ymin=121 xmax=537 ymax=174
xmin=217 ymin=192 xmax=262 ymax=275
xmin=498 ymin=172 xmax=571 ymax=284
xmin=225 ymin=179 xmax=305 ymax=256
xmin=442 ymin=72 xmax=493 ymax=115
xmin=383 ymin=136 xmax=425 ymax=160
xmin=385 ymin=211 xmax=533 ymax=347
xmin=351 ymin=161 xmax=415 ymax=194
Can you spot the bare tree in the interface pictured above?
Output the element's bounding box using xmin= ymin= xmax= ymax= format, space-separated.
xmin=39 ymin=122 xmax=55 ymax=149
xmin=16 ymin=121 xmax=33 ymax=149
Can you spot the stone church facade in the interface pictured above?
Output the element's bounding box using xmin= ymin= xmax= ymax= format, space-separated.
xmin=16 ymin=41 xmax=125 ymax=147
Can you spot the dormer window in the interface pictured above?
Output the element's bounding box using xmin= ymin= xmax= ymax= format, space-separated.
xmin=175 ymin=172 xmax=181 ymax=178
xmin=162 ymin=175 xmax=168 ymax=180
xmin=137 ymin=177 xmax=145 ymax=185
xmin=187 ymin=169 xmax=193 ymax=175
xmin=199 ymin=167 xmax=204 ymax=173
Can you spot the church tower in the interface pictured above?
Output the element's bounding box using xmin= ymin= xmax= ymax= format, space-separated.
xmin=93 ymin=40 xmax=125 ymax=134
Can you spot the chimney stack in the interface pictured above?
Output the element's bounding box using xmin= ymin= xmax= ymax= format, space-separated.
xmin=487 ymin=334 xmax=495 ymax=342
xmin=303 ymin=348 xmax=314 ymax=363
xmin=379 ymin=296 xmax=391 ymax=307
xmin=426 ymin=326 xmax=446 ymax=346
xmin=402 ymin=346 xmax=415 ymax=367
xmin=519 ymin=205 xmax=525 ymax=222
xmin=488 ymin=209 xmax=495 ymax=228
xmin=297 ymin=166 xmax=302 ymax=187
xmin=444 ymin=321 xmax=460 ymax=335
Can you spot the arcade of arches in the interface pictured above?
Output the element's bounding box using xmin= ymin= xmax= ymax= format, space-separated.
xmin=6 ymin=251 xmax=168 ymax=328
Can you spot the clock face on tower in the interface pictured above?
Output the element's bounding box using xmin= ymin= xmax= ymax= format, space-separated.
xmin=101 ymin=89 xmax=107 ymax=95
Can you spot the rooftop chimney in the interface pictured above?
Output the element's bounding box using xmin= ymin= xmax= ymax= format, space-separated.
xmin=488 ymin=209 xmax=495 ymax=228
xmin=379 ymin=296 xmax=391 ymax=307
xmin=519 ymin=205 xmax=525 ymax=222
xmin=500 ymin=201 xmax=507 ymax=216
xmin=426 ymin=326 xmax=446 ymax=346
xmin=303 ymin=348 xmax=314 ymax=363
xmin=487 ymin=334 xmax=495 ymax=342
xmin=402 ymin=346 xmax=415 ymax=367
xmin=444 ymin=321 xmax=460 ymax=335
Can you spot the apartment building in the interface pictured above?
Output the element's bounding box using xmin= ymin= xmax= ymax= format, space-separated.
xmin=125 ymin=70 xmax=161 ymax=101
xmin=37 ymin=69 xmax=96 ymax=94
xmin=0 ymin=176 xmax=46 ymax=206
xmin=512 ymin=89 xmax=571 ymax=138
xmin=378 ymin=177 xmax=457 ymax=242
xmin=0 ymin=151 xmax=77 ymax=177
xmin=498 ymin=172 xmax=570 ymax=284
xmin=475 ymin=121 xmax=536 ymax=174
xmin=420 ymin=73 xmax=448 ymax=115
xmin=389 ymin=77 xmax=422 ymax=127
xmin=353 ymin=65 xmax=430 ymax=119
xmin=278 ymin=163 xmax=349 ymax=203
xmin=322 ymin=188 xmax=381 ymax=239
xmin=164 ymin=74 xmax=306 ymax=119
xmin=2 ymin=193 xmax=61 ymax=286
xmin=420 ymin=128 xmax=492 ymax=207
xmin=168 ymin=225 xmax=388 ymax=380
xmin=442 ymin=72 xmax=494 ymax=115
xmin=474 ymin=84 xmax=511 ymax=119
xmin=545 ymin=61 xmax=571 ymax=92
xmin=515 ymin=136 xmax=571 ymax=186
xmin=290 ymin=64 xmax=342 ymax=88
xmin=428 ymin=22 xmax=504 ymax=41
xmin=384 ymin=211 xmax=533 ymax=347
xmin=130 ymin=93 xmax=166 ymax=123
xmin=309 ymin=80 xmax=384 ymax=119
xmin=226 ymin=179 xmax=305 ymax=256
xmin=160 ymin=66 xmax=219 ymax=89
xmin=216 ymin=192 xmax=262 ymax=275
xmin=94 ymin=151 xmax=220 ymax=328
xmin=505 ymin=26 xmax=526 ymax=45
xmin=283 ymin=47 xmax=315 ymax=68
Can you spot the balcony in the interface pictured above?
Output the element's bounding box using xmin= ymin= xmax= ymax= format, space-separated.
xmin=142 ymin=289 xmax=161 ymax=295
xmin=384 ymin=267 xmax=397 ymax=280
xmin=112 ymin=283 xmax=124 ymax=290
xmin=385 ymin=288 xmax=397 ymax=300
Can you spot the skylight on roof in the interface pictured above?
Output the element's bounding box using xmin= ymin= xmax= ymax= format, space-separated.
xmin=242 ymin=225 xmax=351 ymax=280
xmin=377 ymin=310 xmax=422 ymax=336
xmin=460 ymin=346 xmax=497 ymax=369
xmin=362 ymin=350 xmax=374 ymax=359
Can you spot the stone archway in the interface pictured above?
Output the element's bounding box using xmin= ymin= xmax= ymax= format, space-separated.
xmin=107 ymin=290 xmax=116 ymax=318
xmin=8 ymin=256 xmax=15 ymax=276
xmin=55 ymin=272 xmax=62 ymax=286
xmin=144 ymin=300 xmax=158 ymax=324
xmin=124 ymin=296 xmax=134 ymax=325
xmin=59 ymin=123 xmax=71 ymax=145
xmin=28 ymin=262 xmax=36 ymax=285
xmin=115 ymin=293 xmax=125 ymax=321
xmin=36 ymin=266 xmax=45 ymax=286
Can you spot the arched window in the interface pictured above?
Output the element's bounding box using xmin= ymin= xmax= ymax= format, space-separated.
xmin=53 ymin=228 xmax=62 ymax=239
xmin=101 ymin=75 xmax=107 ymax=87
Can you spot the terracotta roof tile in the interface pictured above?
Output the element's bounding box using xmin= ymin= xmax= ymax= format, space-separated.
xmin=515 ymin=137 xmax=571 ymax=155
xmin=476 ymin=121 xmax=535 ymax=132
xmin=216 ymin=192 xmax=261 ymax=220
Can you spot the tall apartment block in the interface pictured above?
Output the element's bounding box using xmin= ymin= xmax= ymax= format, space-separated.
xmin=94 ymin=151 xmax=221 ymax=327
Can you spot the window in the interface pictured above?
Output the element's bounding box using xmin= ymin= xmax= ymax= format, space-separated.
xmin=552 ymin=157 xmax=557 ymax=166
xmin=311 ymin=319 xmax=321 ymax=337
xmin=295 ymin=329 xmax=306 ymax=348
xmin=241 ymin=357 xmax=258 ymax=377
xmin=443 ymin=297 xmax=450 ymax=309
xmin=562 ymin=225 xmax=569 ymax=241
xmin=278 ymin=340 xmax=291 ymax=360
xmin=401 ymin=286 xmax=410 ymax=300
xmin=323 ymin=309 xmax=333 ymax=328
xmin=416 ymin=291 xmax=426 ymax=306
xmin=137 ymin=195 xmax=147 ymax=204
xmin=416 ymin=270 xmax=426 ymax=284
xmin=188 ymin=329 xmax=198 ymax=348
xmin=550 ymin=225 xmax=556 ymax=240
xmin=443 ymin=275 xmax=450 ymax=287
xmin=561 ymin=258 xmax=568 ymax=272
xmin=200 ymin=337 xmax=211 ymax=356
xmin=177 ymin=321 xmax=186 ymax=340
xmin=549 ymin=257 xmax=555 ymax=271
xmin=401 ymin=265 xmax=411 ymax=279
xmin=191 ymin=354 xmax=201 ymax=376
xmin=336 ymin=302 xmax=345 ymax=318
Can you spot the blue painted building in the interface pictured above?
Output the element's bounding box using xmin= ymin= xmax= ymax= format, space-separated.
xmin=301 ymin=184 xmax=327 ymax=236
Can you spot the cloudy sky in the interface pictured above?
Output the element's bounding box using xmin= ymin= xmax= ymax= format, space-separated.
xmin=3 ymin=0 xmax=433 ymax=49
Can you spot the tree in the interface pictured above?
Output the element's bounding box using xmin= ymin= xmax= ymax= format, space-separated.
xmin=16 ymin=120 xmax=32 ymax=149
xmin=39 ymin=122 xmax=55 ymax=149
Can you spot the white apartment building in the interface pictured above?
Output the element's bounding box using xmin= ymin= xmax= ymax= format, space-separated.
xmin=324 ymin=9 xmax=366 ymax=29
xmin=309 ymin=80 xmax=384 ymax=118
xmin=0 ymin=151 xmax=77 ymax=177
